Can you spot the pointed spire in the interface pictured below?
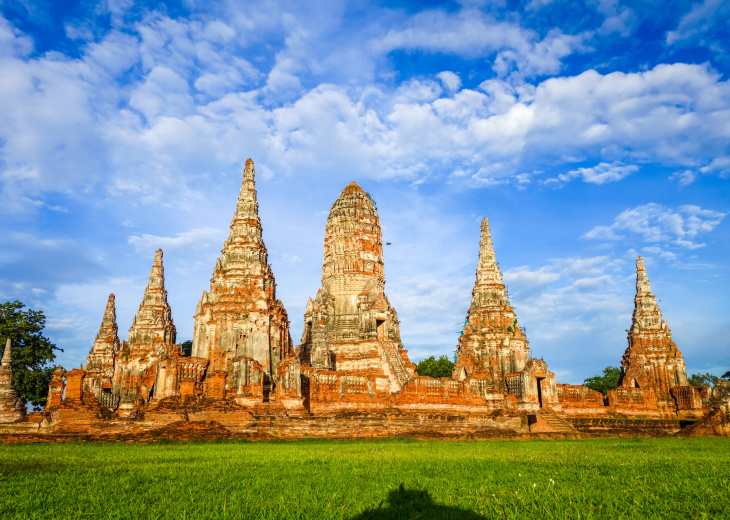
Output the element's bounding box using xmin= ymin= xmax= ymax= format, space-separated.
xmin=475 ymin=217 xmax=503 ymax=286
xmin=192 ymin=158 xmax=292 ymax=379
xmin=95 ymin=294 xmax=118 ymax=342
xmin=231 ymin=158 xmax=261 ymax=228
xmin=620 ymin=256 xmax=690 ymax=395
xmin=128 ymin=249 xmax=175 ymax=345
xmin=454 ymin=216 xmax=529 ymax=381
xmin=636 ymin=256 xmax=651 ymax=296
xmin=148 ymin=249 xmax=164 ymax=289
xmin=630 ymin=256 xmax=663 ymax=332
xmin=1 ymin=338 xmax=11 ymax=365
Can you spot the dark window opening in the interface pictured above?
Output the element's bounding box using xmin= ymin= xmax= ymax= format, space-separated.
xmin=376 ymin=319 xmax=386 ymax=340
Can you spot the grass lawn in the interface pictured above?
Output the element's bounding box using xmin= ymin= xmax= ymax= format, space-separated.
xmin=0 ymin=437 xmax=728 ymax=519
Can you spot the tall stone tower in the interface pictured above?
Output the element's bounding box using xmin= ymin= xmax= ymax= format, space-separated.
xmin=113 ymin=249 xmax=176 ymax=412
xmin=453 ymin=217 xmax=530 ymax=387
xmin=192 ymin=159 xmax=292 ymax=391
xmin=300 ymin=182 xmax=415 ymax=393
xmin=0 ymin=338 xmax=25 ymax=423
xmin=84 ymin=294 xmax=120 ymax=397
xmin=618 ymin=256 xmax=689 ymax=403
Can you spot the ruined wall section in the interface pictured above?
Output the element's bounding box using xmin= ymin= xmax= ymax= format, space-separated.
xmin=192 ymin=159 xmax=292 ymax=398
xmin=300 ymin=182 xmax=415 ymax=395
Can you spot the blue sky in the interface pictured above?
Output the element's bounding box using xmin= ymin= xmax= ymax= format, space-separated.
xmin=0 ymin=0 xmax=728 ymax=383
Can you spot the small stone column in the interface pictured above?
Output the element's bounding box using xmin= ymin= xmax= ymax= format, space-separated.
xmin=0 ymin=338 xmax=26 ymax=422
xmin=45 ymin=368 xmax=65 ymax=409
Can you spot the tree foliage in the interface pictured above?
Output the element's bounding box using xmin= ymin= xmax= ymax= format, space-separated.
xmin=722 ymin=371 xmax=730 ymax=380
xmin=0 ymin=300 xmax=61 ymax=410
xmin=688 ymin=373 xmax=719 ymax=387
xmin=181 ymin=340 xmax=192 ymax=357
xmin=583 ymin=366 xmax=621 ymax=395
xmin=415 ymin=355 xmax=454 ymax=378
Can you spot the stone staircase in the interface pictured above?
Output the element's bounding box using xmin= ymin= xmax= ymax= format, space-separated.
xmin=531 ymin=412 xmax=576 ymax=433
xmin=379 ymin=341 xmax=411 ymax=390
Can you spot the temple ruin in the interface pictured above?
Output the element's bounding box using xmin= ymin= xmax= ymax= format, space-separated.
xmin=0 ymin=158 xmax=722 ymax=440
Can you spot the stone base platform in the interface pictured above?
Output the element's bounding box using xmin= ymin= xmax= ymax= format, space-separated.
xmin=0 ymin=402 xmax=707 ymax=443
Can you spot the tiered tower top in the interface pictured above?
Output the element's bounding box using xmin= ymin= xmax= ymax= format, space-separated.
xmin=322 ymin=182 xmax=385 ymax=296
xmin=128 ymin=249 xmax=176 ymax=345
xmin=471 ymin=217 xmax=509 ymax=307
xmin=94 ymin=295 xmax=119 ymax=347
xmin=631 ymin=256 xmax=667 ymax=333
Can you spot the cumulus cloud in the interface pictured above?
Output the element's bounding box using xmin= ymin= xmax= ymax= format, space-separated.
xmin=1 ymin=0 xmax=729 ymax=212
xmin=584 ymin=203 xmax=726 ymax=249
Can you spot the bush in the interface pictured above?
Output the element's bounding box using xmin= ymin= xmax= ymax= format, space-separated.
xmin=415 ymin=355 xmax=454 ymax=378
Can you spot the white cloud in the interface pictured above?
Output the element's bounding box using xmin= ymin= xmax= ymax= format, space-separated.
xmin=128 ymin=227 xmax=227 ymax=255
xmin=2 ymin=0 xmax=729 ymax=213
xmin=666 ymin=0 xmax=729 ymax=45
xmin=370 ymin=9 xmax=586 ymax=77
xmin=584 ymin=203 xmax=726 ymax=249
xmin=437 ymin=71 xmax=462 ymax=93
xmin=545 ymin=161 xmax=638 ymax=185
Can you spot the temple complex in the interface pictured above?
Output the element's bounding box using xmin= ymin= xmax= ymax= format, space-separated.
xmin=0 ymin=158 xmax=720 ymax=439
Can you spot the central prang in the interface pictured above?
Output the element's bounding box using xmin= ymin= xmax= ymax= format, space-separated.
xmin=300 ymin=181 xmax=416 ymax=394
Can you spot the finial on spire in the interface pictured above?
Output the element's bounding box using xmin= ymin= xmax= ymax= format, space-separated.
xmin=243 ymin=158 xmax=255 ymax=181
xmin=154 ymin=249 xmax=163 ymax=266
xmin=1 ymin=338 xmax=11 ymax=365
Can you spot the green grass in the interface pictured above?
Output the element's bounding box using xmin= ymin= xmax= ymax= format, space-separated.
xmin=0 ymin=437 xmax=728 ymax=519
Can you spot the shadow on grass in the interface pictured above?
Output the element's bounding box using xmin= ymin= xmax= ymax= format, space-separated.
xmin=351 ymin=483 xmax=486 ymax=519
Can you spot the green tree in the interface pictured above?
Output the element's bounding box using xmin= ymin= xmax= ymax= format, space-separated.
xmin=0 ymin=300 xmax=61 ymax=410
xmin=583 ymin=366 xmax=621 ymax=395
xmin=722 ymin=371 xmax=730 ymax=380
xmin=181 ymin=340 xmax=192 ymax=357
xmin=415 ymin=355 xmax=455 ymax=378
xmin=688 ymin=373 xmax=719 ymax=387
